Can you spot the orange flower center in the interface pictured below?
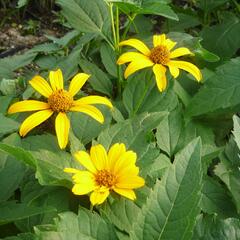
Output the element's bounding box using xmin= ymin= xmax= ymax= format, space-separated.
xmin=149 ymin=45 xmax=170 ymax=65
xmin=48 ymin=89 xmax=73 ymax=112
xmin=95 ymin=170 xmax=116 ymax=188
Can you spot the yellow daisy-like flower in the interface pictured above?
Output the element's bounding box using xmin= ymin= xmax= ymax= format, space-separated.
xmin=117 ymin=34 xmax=202 ymax=92
xmin=64 ymin=143 xmax=145 ymax=205
xmin=8 ymin=69 xmax=113 ymax=149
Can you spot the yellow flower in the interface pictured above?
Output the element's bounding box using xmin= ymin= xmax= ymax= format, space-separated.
xmin=117 ymin=34 xmax=202 ymax=92
xmin=8 ymin=69 xmax=113 ymax=149
xmin=64 ymin=143 xmax=145 ymax=205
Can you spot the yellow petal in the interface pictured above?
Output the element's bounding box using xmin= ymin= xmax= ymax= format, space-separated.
xmin=49 ymin=69 xmax=64 ymax=91
xmin=153 ymin=64 xmax=167 ymax=92
xmin=72 ymin=171 xmax=95 ymax=184
xmin=64 ymin=168 xmax=81 ymax=174
xmin=117 ymin=166 xmax=139 ymax=178
xmin=117 ymin=52 xmax=148 ymax=65
xmin=153 ymin=34 xmax=166 ymax=47
xmin=74 ymin=96 xmax=113 ymax=109
xmin=165 ymin=39 xmax=177 ymax=51
xmin=70 ymin=104 xmax=104 ymax=123
xmin=168 ymin=60 xmax=202 ymax=81
xmin=108 ymin=143 xmax=126 ymax=171
xmin=74 ymin=151 xmax=97 ymax=173
xmin=29 ymin=76 xmax=53 ymax=98
xmin=119 ymin=39 xmax=151 ymax=56
xmin=90 ymin=188 xmax=109 ymax=205
xmin=55 ymin=112 xmax=70 ymax=149
xmin=19 ymin=109 xmax=53 ymax=137
xmin=170 ymin=47 xmax=193 ymax=59
xmin=166 ymin=62 xmax=179 ymax=78
xmin=68 ymin=73 xmax=90 ymax=97
xmin=72 ymin=183 xmax=95 ymax=195
xmin=8 ymin=100 xmax=49 ymax=114
xmin=90 ymin=144 xmax=108 ymax=171
xmin=116 ymin=175 xmax=145 ymax=189
xmin=124 ymin=58 xmax=154 ymax=78
xmin=113 ymin=150 xmax=137 ymax=175
xmin=113 ymin=187 xmax=136 ymax=200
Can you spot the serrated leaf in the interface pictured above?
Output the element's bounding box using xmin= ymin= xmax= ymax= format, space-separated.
xmin=156 ymin=107 xmax=183 ymax=157
xmin=131 ymin=138 xmax=202 ymax=240
xmin=0 ymin=113 xmax=19 ymax=135
xmin=186 ymin=58 xmax=240 ymax=117
xmin=79 ymin=59 xmax=113 ymax=96
xmin=201 ymin=16 xmax=240 ymax=59
xmin=192 ymin=214 xmax=240 ymax=240
xmin=123 ymin=71 xmax=178 ymax=116
xmin=56 ymin=0 xmax=110 ymax=39
xmin=201 ymin=177 xmax=237 ymax=218
xmin=35 ymin=208 xmax=117 ymax=240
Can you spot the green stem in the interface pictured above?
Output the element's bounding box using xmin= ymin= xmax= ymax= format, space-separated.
xmin=109 ymin=3 xmax=117 ymax=48
xmin=90 ymin=204 xmax=93 ymax=212
xmin=122 ymin=14 xmax=136 ymax=40
xmin=232 ymin=0 xmax=240 ymax=14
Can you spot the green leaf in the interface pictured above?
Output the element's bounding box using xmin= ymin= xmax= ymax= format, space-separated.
xmin=197 ymin=0 xmax=229 ymax=13
xmin=193 ymin=214 xmax=240 ymax=240
xmin=0 ymin=113 xmax=19 ymax=135
xmin=186 ymin=58 xmax=240 ymax=117
xmin=71 ymin=106 xmax=112 ymax=145
xmin=123 ymin=71 xmax=178 ymax=116
xmin=17 ymin=0 xmax=29 ymax=8
xmin=0 ymin=201 xmax=54 ymax=225
xmin=3 ymin=233 xmax=36 ymax=240
xmin=98 ymin=112 xmax=167 ymax=162
xmin=131 ymin=138 xmax=202 ymax=240
xmin=116 ymin=0 xmax=178 ymax=20
xmin=56 ymin=0 xmax=110 ymax=39
xmin=201 ymin=177 xmax=238 ymax=218
xmin=0 ymin=134 xmax=26 ymax=202
xmin=232 ymin=115 xmax=240 ymax=150
xmin=79 ymin=59 xmax=113 ymax=96
xmin=102 ymin=198 xmax=140 ymax=234
xmin=35 ymin=208 xmax=117 ymax=239
xmin=100 ymin=43 xmax=117 ymax=77
xmin=156 ymin=107 xmax=183 ymax=157
xmin=201 ymin=16 xmax=240 ymax=59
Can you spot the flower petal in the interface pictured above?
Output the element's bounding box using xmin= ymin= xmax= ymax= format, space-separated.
xmin=117 ymin=52 xmax=148 ymax=65
xmin=72 ymin=183 xmax=95 ymax=195
xmin=168 ymin=60 xmax=202 ymax=81
xmin=113 ymin=187 xmax=136 ymax=200
xmin=72 ymin=171 xmax=95 ymax=184
xmin=49 ymin=69 xmax=64 ymax=91
xmin=124 ymin=58 xmax=154 ymax=78
xmin=108 ymin=143 xmax=126 ymax=171
xmin=74 ymin=96 xmax=113 ymax=109
xmin=90 ymin=188 xmax=109 ymax=205
xmin=153 ymin=64 xmax=167 ymax=92
xmin=153 ymin=34 xmax=166 ymax=47
xmin=74 ymin=151 xmax=97 ymax=173
xmin=70 ymin=104 xmax=104 ymax=123
xmin=68 ymin=73 xmax=90 ymax=97
xmin=19 ymin=109 xmax=53 ymax=137
xmin=64 ymin=168 xmax=81 ymax=174
xmin=119 ymin=39 xmax=151 ymax=56
xmin=8 ymin=100 xmax=49 ymax=114
xmin=116 ymin=175 xmax=145 ymax=189
xmin=90 ymin=144 xmax=108 ymax=171
xmin=166 ymin=62 xmax=179 ymax=78
xmin=29 ymin=76 xmax=53 ymax=98
xmin=165 ymin=39 xmax=177 ymax=51
xmin=170 ymin=47 xmax=193 ymax=59
xmin=55 ymin=112 xmax=70 ymax=149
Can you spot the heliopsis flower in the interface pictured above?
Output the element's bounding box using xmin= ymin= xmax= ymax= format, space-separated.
xmin=117 ymin=34 xmax=202 ymax=92
xmin=8 ymin=69 xmax=112 ymax=149
xmin=64 ymin=143 xmax=145 ymax=205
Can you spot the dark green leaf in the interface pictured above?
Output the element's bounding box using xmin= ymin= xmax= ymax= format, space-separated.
xmin=131 ymin=138 xmax=202 ymax=240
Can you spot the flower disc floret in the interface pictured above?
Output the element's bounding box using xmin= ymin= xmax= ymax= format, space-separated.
xmin=95 ymin=170 xmax=116 ymax=188
xmin=150 ymin=45 xmax=170 ymax=65
xmin=48 ymin=89 xmax=73 ymax=112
